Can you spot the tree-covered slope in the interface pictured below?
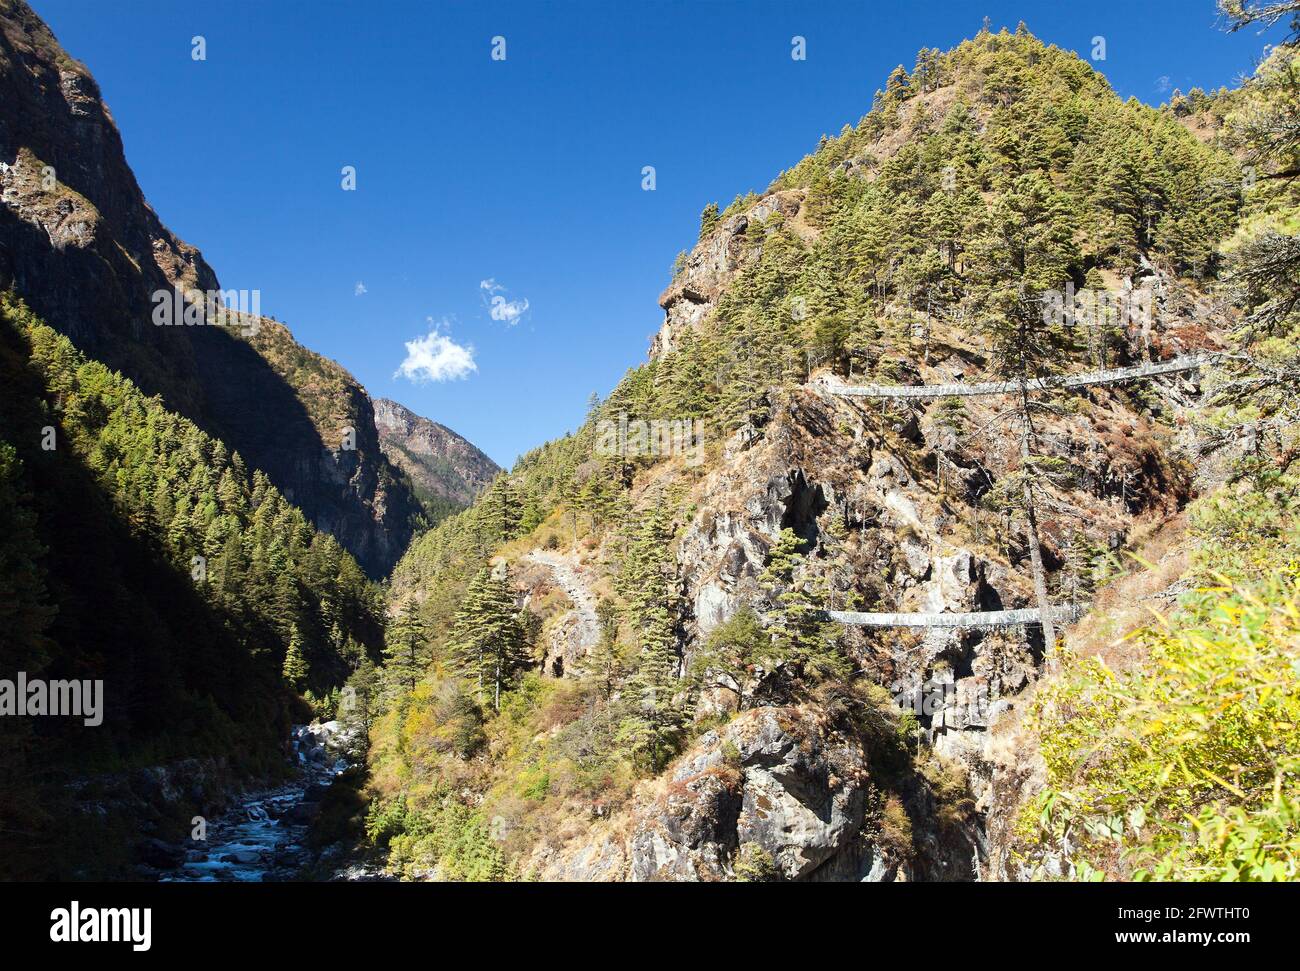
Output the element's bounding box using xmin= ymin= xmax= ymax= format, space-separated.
xmin=0 ymin=0 xmax=423 ymax=577
xmin=0 ymin=292 xmax=385 ymax=878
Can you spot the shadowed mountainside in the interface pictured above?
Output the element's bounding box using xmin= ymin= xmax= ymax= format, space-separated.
xmin=0 ymin=0 xmax=423 ymax=576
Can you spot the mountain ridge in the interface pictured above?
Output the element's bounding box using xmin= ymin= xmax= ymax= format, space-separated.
xmin=373 ymin=396 xmax=501 ymax=519
xmin=0 ymin=0 xmax=424 ymax=577
xmin=369 ymin=24 xmax=1260 ymax=881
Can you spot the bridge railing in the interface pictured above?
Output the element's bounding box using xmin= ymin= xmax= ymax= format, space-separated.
xmin=819 ymin=353 xmax=1218 ymax=401
xmin=823 ymin=604 xmax=1087 ymax=629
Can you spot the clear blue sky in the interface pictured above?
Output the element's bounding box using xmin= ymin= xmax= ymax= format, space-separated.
xmin=31 ymin=0 xmax=1283 ymax=466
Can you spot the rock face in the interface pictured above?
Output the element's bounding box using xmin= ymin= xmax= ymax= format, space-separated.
xmin=0 ymin=1 xmax=421 ymax=576
xmin=373 ymin=397 xmax=500 ymax=510
xmin=652 ymin=190 xmax=807 ymax=359
xmin=530 ymin=706 xmax=979 ymax=882
xmin=633 ymin=354 xmax=1185 ymax=872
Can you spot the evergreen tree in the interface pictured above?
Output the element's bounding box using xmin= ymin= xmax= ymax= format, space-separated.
xmin=481 ymin=475 xmax=521 ymax=545
xmin=282 ymin=626 xmax=310 ymax=690
xmin=689 ymin=607 xmax=769 ymax=710
xmin=758 ymin=528 xmax=843 ymax=689
xmin=699 ymin=201 xmax=721 ymax=240
xmin=448 ymin=566 xmax=530 ymax=711
xmin=383 ymin=603 xmax=430 ymax=696
xmin=617 ymin=603 xmax=688 ymax=772
xmin=588 ymin=599 xmax=627 ymax=700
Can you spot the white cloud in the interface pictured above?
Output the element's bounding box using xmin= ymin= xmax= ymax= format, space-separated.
xmin=394 ymin=325 xmax=476 ymax=383
xmin=1155 ymin=75 xmax=1172 ymax=94
xmin=480 ymin=277 xmax=530 ymax=326
xmin=354 ymin=281 xmax=367 ymax=296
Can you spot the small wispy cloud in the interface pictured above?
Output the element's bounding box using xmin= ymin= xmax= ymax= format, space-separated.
xmin=354 ymin=281 xmax=367 ymax=296
xmin=394 ymin=319 xmax=476 ymax=383
xmin=480 ymin=278 xmax=530 ymax=326
xmin=1155 ymin=75 xmax=1172 ymax=94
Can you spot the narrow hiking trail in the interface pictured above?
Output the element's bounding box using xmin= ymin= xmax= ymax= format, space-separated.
xmin=524 ymin=550 xmax=601 ymax=651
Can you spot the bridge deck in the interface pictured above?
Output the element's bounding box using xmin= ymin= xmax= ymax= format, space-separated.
xmin=822 ymin=354 xmax=1215 ymax=400
xmin=825 ymin=605 xmax=1086 ymax=629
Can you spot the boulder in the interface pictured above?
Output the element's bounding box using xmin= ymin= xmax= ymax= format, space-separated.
xmin=621 ymin=708 xmax=879 ymax=881
xmin=136 ymin=838 xmax=185 ymax=869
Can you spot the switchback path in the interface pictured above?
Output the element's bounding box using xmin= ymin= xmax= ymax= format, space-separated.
xmin=524 ymin=550 xmax=601 ymax=650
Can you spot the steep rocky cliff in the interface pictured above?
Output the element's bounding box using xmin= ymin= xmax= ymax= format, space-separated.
xmin=0 ymin=0 xmax=422 ymax=576
xmin=507 ymin=344 xmax=1203 ymax=878
xmin=373 ymin=397 xmax=500 ymax=516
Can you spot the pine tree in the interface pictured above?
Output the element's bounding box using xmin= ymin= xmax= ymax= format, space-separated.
xmin=282 ymin=626 xmax=310 ymax=691
xmin=482 ymin=475 xmax=521 ymax=545
xmin=341 ymin=656 xmax=379 ymax=742
xmin=845 ymin=309 xmax=880 ymax=379
xmin=617 ymin=604 xmax=687 ymax=772
xmin=931 ymin=397 xmax=969 ymax=500
xmin=615 ymin=497 xmax=679 ymax=625
xmin=699 ymin=201 xmax=721 ymax=240
xmin=758 ymin=528 xmax=842 ymax=688
xmin=589 ymin=599 xmax=626 ymax=700
xmin=383 ymin=603 xmax=429 ymax=695
xmin=1058 ymin=529 xmax=1097 ymax=606
xmin=448 ymin=565 xmax=530 ymax=711
xmin=689 ymin=607 xmax=768 ymax=710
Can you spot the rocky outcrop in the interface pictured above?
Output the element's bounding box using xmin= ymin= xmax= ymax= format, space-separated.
xmin=662 ymin=363 xmax=1188 ymax=862
xmin=529 ymin=706 xmax=979 ymax=881
xmin=373 ymin=397 xmax=500 ymax=509
xmin=0 ymin=0 xmax=421 ymax=576
xmin=522 ymin=549 xmax=600 ymax=678
xmin=651 ymin=190 xmax=806 ymax=358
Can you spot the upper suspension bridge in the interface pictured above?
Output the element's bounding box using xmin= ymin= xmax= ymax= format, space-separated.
xmin=812 ymin=352 xmax=1218 ymax=629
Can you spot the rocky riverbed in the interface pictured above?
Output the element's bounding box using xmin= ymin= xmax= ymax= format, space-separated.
xmin=153 ymin=722 xmax=381 ymax=882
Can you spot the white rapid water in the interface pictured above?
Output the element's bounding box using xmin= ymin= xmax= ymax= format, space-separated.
xmin=159 ymin=723 xmax=351 ymax=883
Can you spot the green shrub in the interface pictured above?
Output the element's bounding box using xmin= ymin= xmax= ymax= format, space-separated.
xmin=1021 ymin=483 xmax=1300 ymax=880
xmin=734 ymin=842 xmax=780 ymax=881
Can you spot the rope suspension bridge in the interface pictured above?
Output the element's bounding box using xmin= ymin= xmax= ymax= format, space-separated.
xmin=808 ymin=352 xmax=1220 ymax=630
xmin=817 ymin=352 xmax=1218 ymax=401
xmin=824 ymin=604 xmax=1087 ymax=630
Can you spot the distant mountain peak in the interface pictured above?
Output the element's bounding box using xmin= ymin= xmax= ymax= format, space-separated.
xmin=372 ymin=397 xmax=500 ymax=516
